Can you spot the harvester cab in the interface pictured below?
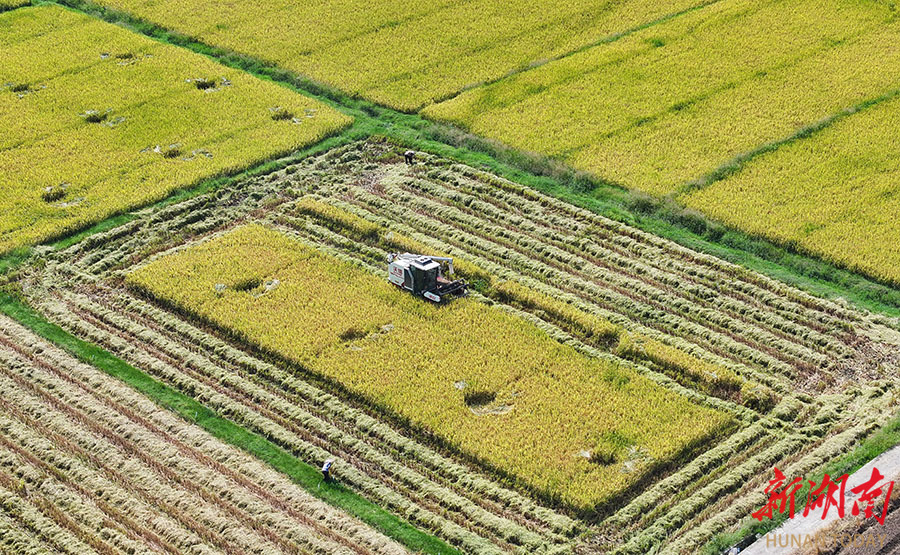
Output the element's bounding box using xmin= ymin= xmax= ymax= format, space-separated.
xmin=387 ymin=253 xmax=468 ymax=303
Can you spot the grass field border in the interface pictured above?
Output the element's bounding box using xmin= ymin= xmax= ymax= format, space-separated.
xmin=0 ymin=290 xmax=459 ymax=555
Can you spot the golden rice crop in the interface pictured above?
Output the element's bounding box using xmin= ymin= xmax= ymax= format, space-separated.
xmin=684 ymin=93 xmax=900 ymax=285
xmin=0 ymin=5 xmax=350 ymax=255
xmin=293 ymin=197 xmax=380 ymax=241
xmin=281 ymin=194 xmax=763 ymax=406
xmin=0 ymin=0 xmax=28 ymax=9
xmin=493 ymin=279 xmax=620 ymax=340
xmin=90 ymin=0 xmax=704 ymax=111
xmin=424 ymin=0 xmax=900 ymax=195
xmin=127 ymin=224 xmax=733 ymax=508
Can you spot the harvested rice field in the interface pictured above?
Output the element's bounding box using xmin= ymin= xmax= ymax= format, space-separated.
xmin=11 ymin=139 xmax=900 ymax=552
xmin=4 ymin=0 xmax=900 ymax=552
xmin=0 ymin=313 xmax=407 ymax=555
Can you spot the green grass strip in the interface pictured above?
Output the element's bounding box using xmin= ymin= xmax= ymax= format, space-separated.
xmin=0 ymin=247 xmax=32 ymax=277
xmin=0 ymin=291 xmax=458 ymax=555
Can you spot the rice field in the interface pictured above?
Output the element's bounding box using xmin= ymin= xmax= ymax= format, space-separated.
xmin=0 ymin=5 xmax=349 ymax=255
xmin=87 ymin=0 xmax=706 ymax=111
xmin=16 ymin=139 xmax=900 ymax=552
xmin=0 ymin=0 xmax=28 ymax=9
xmin=684 ymin=92 xmax=900 ymax=285
xmin=26 ymin=284 xmax=580 ymax=554
xmin=424 ymin=0 xmax=900 ymax=195
xmin=126 ymin=224 xmax=731 ymax=509
xmin=419 ymin=0 xmax=900 ymax=287
xmin=0 ymin=313 xmax=407 ymax=555
xmin=5 ymin=0 xmax=900 ymax=551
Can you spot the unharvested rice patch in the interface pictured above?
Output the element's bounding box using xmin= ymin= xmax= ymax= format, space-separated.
xmin=0 ymin=5 xmax=350 ymax=255
xmin=126 ymin=224 xmax=733 ymax=509
xmin=88 ymin=0 xmax=708 ymax=111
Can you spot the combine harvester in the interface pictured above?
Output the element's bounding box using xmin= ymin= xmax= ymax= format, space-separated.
xmin=387 ymin=253 xmax=468 ymax=303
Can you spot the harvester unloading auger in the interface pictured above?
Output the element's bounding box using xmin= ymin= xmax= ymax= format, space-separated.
xmin=387 ymin=253 xmax=468 ymax=302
